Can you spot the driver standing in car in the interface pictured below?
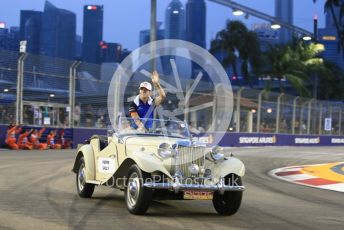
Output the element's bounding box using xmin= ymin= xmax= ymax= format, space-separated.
xmin=129 ymin=71 xmax=166 ymax=131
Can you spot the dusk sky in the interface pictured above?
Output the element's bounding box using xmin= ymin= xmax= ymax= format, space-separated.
xmin=0 ymin=0 xmax=326 ymax=50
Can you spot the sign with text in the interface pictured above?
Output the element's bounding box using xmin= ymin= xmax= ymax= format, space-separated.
xmin=324 ymin=118 xmax=332 ymax=131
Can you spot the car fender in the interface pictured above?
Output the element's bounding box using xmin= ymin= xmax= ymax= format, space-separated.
xmin=114 ymin=151 xmax=172 ymax=179
xmin=72 ymin=144 xmax=96 ymax=181
xmin=211 ymin=157 xmax=245 ymax=181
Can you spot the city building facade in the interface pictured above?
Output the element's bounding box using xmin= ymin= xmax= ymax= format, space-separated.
xmin=139 ymin=26 xmax=165 ymax=46
xmin=20 ymin=10 xmax=42 ymax=41
xmin=22 ymin=11 xmax=42 ymax=54
xmin=318 ymin=5 xmax=344 ymax=69
xmin=99 ymin=41 xmax=122 ymax=63
xmin=275 ymin=0 xmax=293 ymax=44
xmin=0 ymin=26 xmax=20 ymax=52
xmin=75 ymin=35 xmax=82 ymax=58
xmin=82 ymin=5 xmax=103 ymax=64
xmin=252 ymin=23 xmax=279 ymax=52
xmin=40 ymin=1 xmax=76 ymax=59
xmin=186 ymin=0 xmax=206 ymax=48
xmin=165 ymin=0 xmax=185 ymax=40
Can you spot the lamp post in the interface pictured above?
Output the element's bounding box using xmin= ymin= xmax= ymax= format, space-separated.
xmin=150 ymin=0 xmax=157 ymax=121
xmin=48 ymin=94 xmax=55 ymax=103
xmin=232 ymin=9 xmax=244 ymax=16
xmin=150 ymin=0 xmax=157 ymax=72
xmin=312 ymin=15 xmax=318 ymax=99
xmin=271 ymin=23 xmax=281 ymax=30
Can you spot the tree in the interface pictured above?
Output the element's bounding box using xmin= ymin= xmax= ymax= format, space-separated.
xmin=260 ymin=40 xmax=325 ymax=96
xmin=312 ymin=0 xmax=344 ymax=100
xmin=317 ymin=60 xmax=344 ymax=100
xmin=313 ymin=0 xmax=344 ymax=51
xmin=210 ymin=20 xmax=261 ymax=87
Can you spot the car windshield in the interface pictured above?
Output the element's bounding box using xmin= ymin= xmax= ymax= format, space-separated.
xmin=116 ymin=117 xmax=190 ymax=138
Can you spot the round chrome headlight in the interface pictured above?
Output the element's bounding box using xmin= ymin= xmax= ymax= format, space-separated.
xmin=188 ymin=163 xmax=200 ymax=175
xmin=157 ymin=143 xmax=173 ymax=158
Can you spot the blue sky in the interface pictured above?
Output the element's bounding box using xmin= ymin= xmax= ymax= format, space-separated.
xmin=0 ymin=0 xmax=325 ymax=50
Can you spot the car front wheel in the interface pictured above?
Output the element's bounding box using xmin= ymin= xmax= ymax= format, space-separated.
xmin=125 ymin=164 xmax=152 ymax=215
xmin=76 ymin=156 xmax=95 ymax=198
xmin=212 ymin=174 xmax=243 ymax=215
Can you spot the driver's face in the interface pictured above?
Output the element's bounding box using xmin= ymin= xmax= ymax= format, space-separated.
xmin=139 ymin=87 xmax=151 ymax=99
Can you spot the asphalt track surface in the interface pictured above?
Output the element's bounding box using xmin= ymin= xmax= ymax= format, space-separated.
xmin=0 ymin=147 xmax=343 ymax=230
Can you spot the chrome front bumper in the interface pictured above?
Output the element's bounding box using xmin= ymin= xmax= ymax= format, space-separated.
xmin=143 ymin=177 xmax=245 ymax=194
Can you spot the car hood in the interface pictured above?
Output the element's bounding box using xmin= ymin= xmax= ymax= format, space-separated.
xmin=124 ymin=135 xmax=188 ymax=148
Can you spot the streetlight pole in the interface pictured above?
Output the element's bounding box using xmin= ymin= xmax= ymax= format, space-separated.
xmin=150 ymin=0 xmax=157 ymax=121
xmin=313 ymin=15 xmax=318 ymax=99
xmin=150 ymin=0 xmax=157 ymax=72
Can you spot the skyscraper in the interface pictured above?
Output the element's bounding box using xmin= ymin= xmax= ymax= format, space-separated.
xmin=165 ymin=0 xmax=185 ymax=40
xmin=139 ymin=22 xmax=165 ymax=46
xmin=0 ymin=26 xmax=7 ymax=49
xmin=23 ymin=12 xmax=42 ymax=54
xmin=186 ymin=0 xmax=206 ymax=48
xmin=75 ymin=35 xmax=82 ymax=58
xmin=252 ymin=23 xmax=278 ymax=51
xmin=6 ymin=27 xmax=20 ymax=51
xmin=318 ymin=5 xmax=344 ymax=69
xmin=20 ymin=10 xmax=42 ymax=41
xmin=99 ymin=41 xmax=122 ymax=63
xmin=0 ymin=26 xmax=20 ymax=52
xmin=40 ymin=1 xmax=76 ymax=59
xmin=83 ymin=5 xmax=103 ymax=64
xmin=325 ymin=6 xmax=342 ymax=29
xmin=275 ymin=0 xmax=293 ymax=44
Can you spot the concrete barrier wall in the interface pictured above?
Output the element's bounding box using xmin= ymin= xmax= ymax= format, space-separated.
xmin=217 ymin=133 xmax=344 ymax=147
xmin=72 ymin=128 xmax=107 ymax=147
xmin=0 ymin=125 xmax=107 ymax=148
xmin=1 ymin=125 xmax=344 ymax=148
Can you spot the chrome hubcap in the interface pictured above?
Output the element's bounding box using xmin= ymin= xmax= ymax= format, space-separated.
xmin=78 ymin=164 xmax=86 ymax=191
xmin=129 ymin=181 xmax=138 ymax=197
xmin=126 ymin=172 xmax=140 ymax=209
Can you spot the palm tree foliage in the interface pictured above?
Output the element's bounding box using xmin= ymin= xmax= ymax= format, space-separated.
xmin=210 ymin=20 xmax=261 ymax=87
xmin=210 ymin=16 xmax=343 ymax=99
xmin=317 ymin=60 xmax=344 ymax=99
xmin=312 ymin=0 xmax=344 ymax=100
xmin=260 ymin=40 xmax=325 ymax=96
xmin=313 ymin=0 xmax=344 ymax=51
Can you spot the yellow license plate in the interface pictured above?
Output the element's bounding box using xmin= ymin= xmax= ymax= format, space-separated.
xmin=183 ymin=190 xmax=213 ymax=200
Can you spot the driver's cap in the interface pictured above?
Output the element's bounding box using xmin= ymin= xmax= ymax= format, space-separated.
xmin=139 ymin=82 xmax=152 ymax=91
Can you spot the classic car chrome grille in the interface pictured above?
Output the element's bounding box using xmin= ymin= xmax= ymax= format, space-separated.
xmin=175 ymin=146 xmax=205 ymax=178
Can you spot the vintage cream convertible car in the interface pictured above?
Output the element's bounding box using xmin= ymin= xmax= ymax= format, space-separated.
xmin=72 ymin=117 xmax=245 ymax=215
